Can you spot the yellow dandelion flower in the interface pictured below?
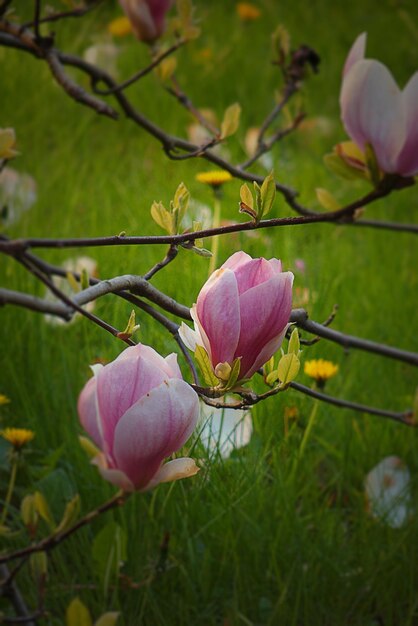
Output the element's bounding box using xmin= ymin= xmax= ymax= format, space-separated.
xmin=108 ymin=16 xmax=132 ymax=37
xmin=236 ymin=3 xmax=261 ymax=21
xmin=304 ymin=359 xmax=339 ymax=385
xmin=1 ymin=428 xmax=35 ymax=449
xmin=195 ymin=170 xmax=233 ymax=188
xmin=0 ymin=394 xmax=10 ymax=406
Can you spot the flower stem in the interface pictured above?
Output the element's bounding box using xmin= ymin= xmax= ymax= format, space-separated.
xmin=208 ymin=195 xmax=221 ymax=276
xmin=290 ymin=399 xmax=319 ymax=479
xmin=1 ymin=457 xmax=18 ymax=526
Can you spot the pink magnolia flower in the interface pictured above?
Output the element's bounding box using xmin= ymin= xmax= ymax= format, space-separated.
xmin=78 ymin=343 xmax=199 ymax=492
xmin=340 ymin=33 xmax=418 ymax=177
xmin=180 ymin=251 xmax=294 ymax=382
xmin=119 ymin=0 xmax=172 ymax=43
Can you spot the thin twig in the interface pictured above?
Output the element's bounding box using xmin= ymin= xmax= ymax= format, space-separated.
xmin=0 ymin=491 xmax=127 ymax=564
xmin=93 ymin=40 xmax=186 ymax=96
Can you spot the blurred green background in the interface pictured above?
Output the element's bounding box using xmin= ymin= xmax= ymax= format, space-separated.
xmin=1 ymin=0 xmax=418 ymax=624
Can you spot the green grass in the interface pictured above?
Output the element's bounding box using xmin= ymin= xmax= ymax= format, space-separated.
xmin=1 ymin=0 xmax=418 ymax=624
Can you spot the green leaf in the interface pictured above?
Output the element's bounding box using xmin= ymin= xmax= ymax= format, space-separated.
xmin=220 ymin=103 xmax=241 ymax=139
xmin=151 ymin=201 xmax=173 ymax=234
xmin=95 ymin=613 xmax=120 ymax=626
xmin=240 ymin=184 xmax=253 ymax=210
xmin=35 ymin=469 xmax=76 ymax=522
xmin=192 ymin=220 xmax=203 ymax=248
xmin=92 ymin=522 xmax=127 ymax=596
xmin=271 ymin=24 xmax=290 ymax=60
xmin=173 ymin=182 xmax=190 ymax=218
xmin=225 ymin=357 xmax=241 ymax=390
xmin=34 ymin=491 xmax=55 ymax=530
xmin=253 ymin=181 xmax=262 ymax=220
xmin=260 ymin=171 xmax=276 ymax=218
xmin=266 ymin=370 xmax=279 ymax=386
xmin=277 ymin=353 xmax=300 ymax=386
xmin=66 ymin=598 xmax=93 ymax=626
xmin=190 ymin=246 xmax=213 ymax=257
xmin=21 ymin=494 xmax=38 ymax=530
xmin=30 ymin=551 xmax=48 ymax=582
xmin=118 ymin=310 xmax=140 ymax=340
xmin=194 ymin=345 xmax=219 ymax=386
xmin=315 ymin=187 xmax=339 ymax=211
xmin=54 ymin=494 xmax=80 ymax=536
xmin=287 ymin=328 xmax=300 ymax=356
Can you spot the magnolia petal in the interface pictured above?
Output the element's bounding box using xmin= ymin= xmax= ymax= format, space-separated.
xmin=96 ymin=352 xmax=170 ymax=450
xmin=117 ymin=343 xmax=182 ymax=379
xmin=244 ymin=325 xmax=288 ymax=380
xmin=196 ymin=269 xmax=241 ymax=367
xmin=268 ymin=258 xmax=283 ymax=274
xmin=92 ymin=453 xmax=135 ymax=492
xmin=199 ymin=401 xmax=253 ymax=459
xmin=113 ymin=379 xmax=199 ymax=489
xmin=178 ymin=321 xmax=201 ymax=352
xmin=221 ymin=250 xmax=253 ymax=271
xmin=343 ymin=32 xmax=366 ymax=76
xmin=233 ymin=257 xmax=277 ymax=295
xmin=365 ymin=456 xmax=411 ymax=528
xmin=144 ymin=457 xmax=200 ymax=490
xmin=235 ymin=272 xmax=293 ymax=378
xmin=395 ymin=72 xmax=418 ymax=176
xmin=341 ymin=59 xmax=404 ymax=173
xmin=77 ymin=375 xmax=103 ymax=448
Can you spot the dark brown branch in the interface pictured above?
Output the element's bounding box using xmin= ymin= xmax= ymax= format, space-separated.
xmin=166 ymin=75 xmax=220 ymax=136
xmin=93 ymin=40 xmax=186 ymax=96
xmin=290 ymin=308 xmax=418 ymax=367
xmin=195 ymin=382 xmax=414 ymax=426
xmin=0 ymin=492 xmax=127 ymax=564
xmin=21 ymin=0 xmax=103 ymax=29
xmin=0 ymin=184 xmax=397 ymax=255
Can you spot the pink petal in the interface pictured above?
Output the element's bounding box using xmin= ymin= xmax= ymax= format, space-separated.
xmin=92 ymin=453 xmax=135 ymax=492
xmin=233 ymin=257 xmax=277 ymax=295
xmin=235 ymin=272 xmax=293 ymax=378
xmin=77 ymin=375 xmax=103 ymax=448
xmin=196 ymin=269 xmax=241 ymax=367
xmin=220 ymin=251 xmax=253 ymax=271
xmin=96 ymin=353 xmax=171 ymax=451
xmin=343 ymin=32 xmax=367 ymax=76
xmin=117 ymin=343 xmax=182 ymax=379
xmin=395 ymin=72 xmax=418 ymax=176
xmin=244 ymin=326 xmax=288 ymax=379
xmin=268 ymin=258 xmax=283 ymax=274
xmin=144 ymin=457 xmax=199 ymax=491
xmin=340 ymin=59 xmax=404 ymax=173
xmin=113 ymin=379 xmax=199 ymax=490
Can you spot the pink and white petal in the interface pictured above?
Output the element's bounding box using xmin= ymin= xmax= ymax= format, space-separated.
xmin=121 ymin=343 xmax=182 ymax=379
xmin=233 ymin=258 xmax=276 ymax=295
xmin=92 ymin=453 xmax=135 ymax=492
xmin=395 ymin=72 xmax=418 ymax=176
xmin=220 ymin=251 xmax=253 ymax=271
xmin=113 ymin=379 xmax=199 ymax=490
xmin=178 ymin=321 xmax=201 ymax=352
xmin=96 ymin=354 xmax=170 ymax=449
xmin=244 ymin=326 xmax=289 ymax=379
xmin=268 ymin=258 xmax=283 ymax=274
xmin=343 ymin=32 xmax=367 ymax=76
xmin=143 ymin=457 xmax=200 ymax=491
xmin=196 ymin=269 xmax=241 ymax=367
xmin=235 ymin=272 xmax=293 ymax=378
xmin=340 ymin=59 xmax=404 ymax=172
xmin=77 ymin=375 xmax=103 ymax=448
